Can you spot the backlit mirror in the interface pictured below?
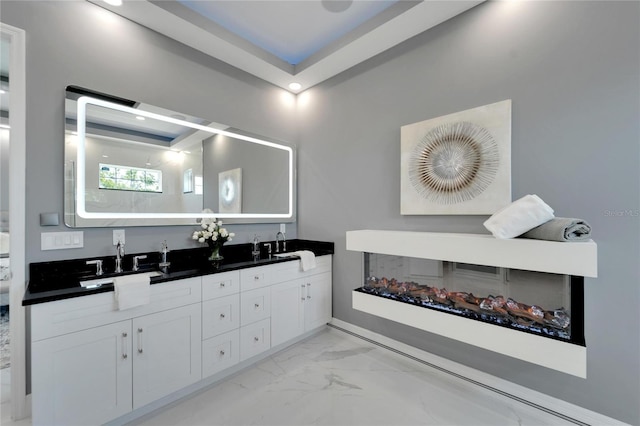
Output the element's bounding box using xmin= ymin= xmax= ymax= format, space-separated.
xmin=64 ymin=86 xmax=295 ymax=227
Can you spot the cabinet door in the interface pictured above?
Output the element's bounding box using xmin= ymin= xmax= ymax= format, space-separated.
xmin=270 ymin=279 xmax=305 ymax=347
xmin=132 ymin=303 xmax=202 ymax=409
xmin=32 ymin=321 xmax=133 ymax=426
xmin=304 ymin=272 xmax=332 ymax=331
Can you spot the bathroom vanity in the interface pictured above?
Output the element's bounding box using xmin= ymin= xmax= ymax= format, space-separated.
xmin=24 ymin=242 xmax=332 ymax=426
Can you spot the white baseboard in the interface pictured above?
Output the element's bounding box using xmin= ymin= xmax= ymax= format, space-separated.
xmin=329 ymin=318 xmax=628 ymax=426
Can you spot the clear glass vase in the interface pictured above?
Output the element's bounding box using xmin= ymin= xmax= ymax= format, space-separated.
xmin=207 ymin=243 xmax=224 ymax=268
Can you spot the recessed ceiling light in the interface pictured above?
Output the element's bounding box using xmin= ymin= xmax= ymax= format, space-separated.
xmin=135 ymin=116 xmax=145 ymax=121
xmin=288 ymin=82 xmax=302 ymax=91
xmin=104 ymin=0 xmax=123 ymax=6
xmin=321 ymin=0 xmax=353 ymax=13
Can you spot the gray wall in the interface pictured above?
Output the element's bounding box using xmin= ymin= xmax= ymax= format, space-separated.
xmin=296 ymin=2 xmax=639 ymax=424
xmin=2 ymin=0 xmax=639 ymax=423
xmin=1 ymin=0 xmax=298 ymax=261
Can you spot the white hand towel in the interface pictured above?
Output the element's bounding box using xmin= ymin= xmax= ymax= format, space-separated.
xmin=114 ymin=273 xmax=151 ymax=311
xmin=292 ymin=250 xmax=316 ymax=272
xmin=483 ymin=194 xmax=555 ymax=239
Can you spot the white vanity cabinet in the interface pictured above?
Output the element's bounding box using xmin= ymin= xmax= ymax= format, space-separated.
xmin=30 ymin=254 xmax=332 ymax=426
xmin=270 ymin=256 xmax=332 ymax=347
xmin=31 ymin=277 xmax=202 ymax=426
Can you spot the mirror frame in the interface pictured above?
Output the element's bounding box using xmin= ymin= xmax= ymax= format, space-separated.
xmin=66 ymin=92 xmax=296 ymax=226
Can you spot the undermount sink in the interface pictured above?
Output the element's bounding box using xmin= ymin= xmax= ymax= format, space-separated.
xmin=273 ymin=252 xmax=299 ymax=258
xmin=79 ymin=271 xmax=162 ymax=289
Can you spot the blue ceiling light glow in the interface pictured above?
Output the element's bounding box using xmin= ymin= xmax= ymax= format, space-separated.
xmin=178 ymin=0 xmax=398 ymax=66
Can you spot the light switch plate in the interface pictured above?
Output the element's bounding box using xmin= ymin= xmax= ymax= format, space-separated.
xmin=113 ymin=229 xmax=125 ymax=245
xmin=41 ymin=231 xmax=84 ymax=250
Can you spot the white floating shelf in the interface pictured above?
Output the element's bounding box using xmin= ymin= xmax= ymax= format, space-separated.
xmin=353 ymin=290 xmax=587 ymax=377
xmin=346 ymin=230 xmax=597 ymax=277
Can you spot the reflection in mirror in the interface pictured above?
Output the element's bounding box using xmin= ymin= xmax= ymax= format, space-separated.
xmin=64 ymin=87 xmax=295 ymax=227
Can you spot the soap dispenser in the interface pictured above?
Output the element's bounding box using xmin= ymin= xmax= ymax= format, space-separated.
xmin=159 ymin=240 xmax=170 ymax=271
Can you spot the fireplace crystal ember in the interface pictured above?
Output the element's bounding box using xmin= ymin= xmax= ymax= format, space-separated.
xmin=358 ymin=253 xmax=585 ymax=345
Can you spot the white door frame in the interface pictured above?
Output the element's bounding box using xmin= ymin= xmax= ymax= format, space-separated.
xmin=1 ymin=22 xmax=29 ymax=420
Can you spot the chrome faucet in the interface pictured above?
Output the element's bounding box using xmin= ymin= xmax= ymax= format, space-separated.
xmin=132 ymin=255 xmax=147 ymax=272
xmin=252 ymin=235 xmax=260 ymax=261
xmin=275 ymin=231 xmax=286 ymax=253
xmin=115 ymin=241 xmax=125 ymax=273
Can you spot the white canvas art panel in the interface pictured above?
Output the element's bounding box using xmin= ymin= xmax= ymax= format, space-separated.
xmin=401 ymin=100 xmax=512 ymax=215
xmin=218 ymin=168 xmax=242 ymax=214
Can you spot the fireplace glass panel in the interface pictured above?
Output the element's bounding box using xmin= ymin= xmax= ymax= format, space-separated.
xmin=360 ymin=253 xmax=584 ymax=345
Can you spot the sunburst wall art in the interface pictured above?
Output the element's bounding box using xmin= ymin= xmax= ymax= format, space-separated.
xmin=400 ymin=100 xmax=512 ymax=215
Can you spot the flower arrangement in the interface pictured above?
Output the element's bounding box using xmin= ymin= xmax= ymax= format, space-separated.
xmin=192 ymin=209 xmax=235 ymax=262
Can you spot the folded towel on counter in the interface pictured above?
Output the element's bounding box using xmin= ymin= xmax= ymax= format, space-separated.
xmin=483 ymin=194 xmax=555 ymax=239
xmin=519 ymin=217 xmax=592 ymax=242
xmin=114 ymin=273 xmax=151 ymax=311
xmin=291 ymin=250 xmax=316 ymax=271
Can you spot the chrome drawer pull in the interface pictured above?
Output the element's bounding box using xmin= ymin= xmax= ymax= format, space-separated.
xmin=122 ymin=332 xmax=128 ymax=359
xmin=220 ymin=313 xmax=226 ymax=319
xmin=254 ymin=336 xmax=259 ymax=342
xmin=219 ymin=350 xmax=225 ymax=356
xmin=220 ymin=282 xmax=226 ymax=287
xmin=137 ymin=327 xmax=143 ymax=353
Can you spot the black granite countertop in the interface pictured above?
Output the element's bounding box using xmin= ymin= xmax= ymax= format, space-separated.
xmin=24 ymin=239 xmax=333 ymax=306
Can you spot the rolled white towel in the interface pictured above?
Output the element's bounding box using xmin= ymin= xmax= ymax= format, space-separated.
xmin=114 ymin=273 xmax=151 ymax=311
xmin=483 ymin=194 xmax=555 ymax=239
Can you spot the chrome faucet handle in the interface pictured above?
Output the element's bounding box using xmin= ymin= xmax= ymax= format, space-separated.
xmin=133 ymin=255 xmax=147 ymax=272
xmin=86 ymin=259 xmax=103 ymax=276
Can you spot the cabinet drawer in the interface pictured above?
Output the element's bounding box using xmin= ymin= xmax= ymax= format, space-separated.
xmin=31 ymin=277 xmax=202 ymax=342
xmin=202 ymin=329 xmax=240 ymax=379
xmin=268 ymin=255 xmax=333 ymax=283
xmin=240 ymin=287 xmax=271 ymax=326
xmin=239 ymin=265 xmax=273 ymax=291
xmin=240 ymin=318 xmax=270 ymax=361
xmin=202 ymin=294 xmax=239 ymax=340
xmin=202 ymin=270 xmax=240 ymax=301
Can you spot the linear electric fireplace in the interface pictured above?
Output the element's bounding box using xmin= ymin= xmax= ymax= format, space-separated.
xmin=346 ymin=230 xmax=597 ymax=378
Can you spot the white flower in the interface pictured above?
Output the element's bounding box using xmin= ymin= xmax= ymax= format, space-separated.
xmin=201 ymin=223 xmax=208 ymax=229
xmin=229 ymin=232 xmax=235 ymax=238
xmin=198 ymin=237 xmax=205 ymax=243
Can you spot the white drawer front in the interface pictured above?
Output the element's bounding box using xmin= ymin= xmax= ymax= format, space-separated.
xmin=202 ymin=329 xmax=240 ymax=379
xmin=239 ymin=265 xmax=274 ymax=291
xmin=202 ymin=270 xmax=240 ymax=301
xmin=202 ymin=294 xmax=240 ymax=340
xmin=240 ymin=318 xmax=271 ymax=361
xmin=31 ymin=277 xmax=202 ymax=342
xmin=240 ymin=287 xmax=271 ymax=326
xmin=268 ymin=255 xmax=333 ymax=283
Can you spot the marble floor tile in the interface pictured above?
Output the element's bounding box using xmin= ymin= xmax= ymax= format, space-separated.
xmin=133 ymin=328 xmax=576 ymax=426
